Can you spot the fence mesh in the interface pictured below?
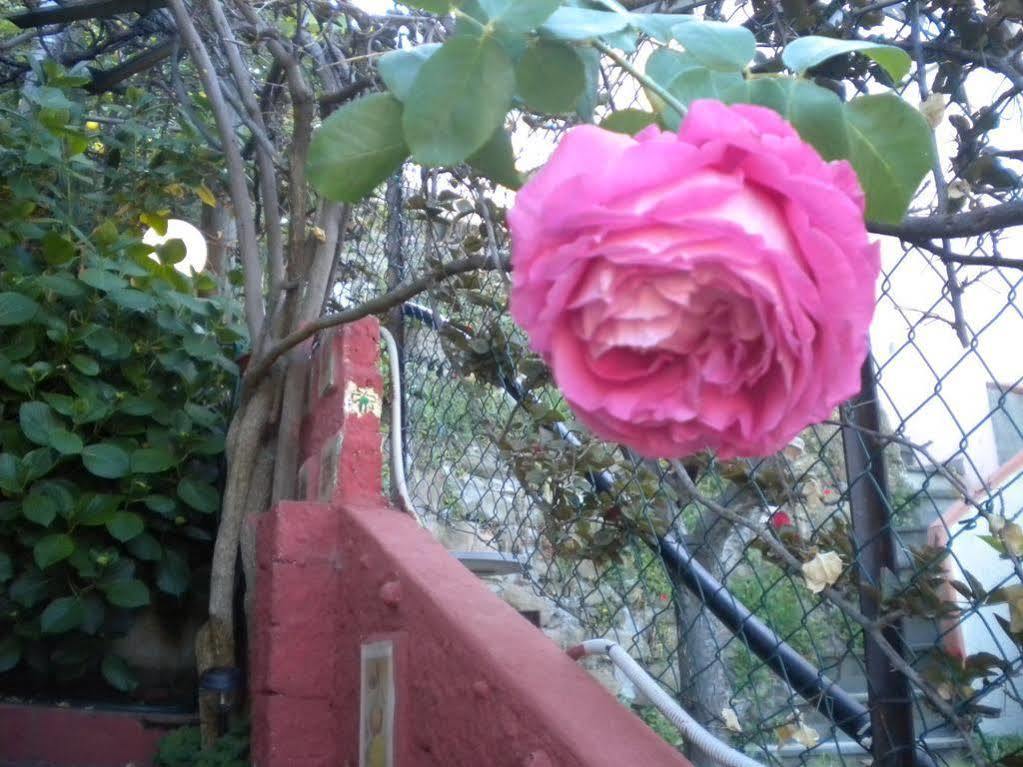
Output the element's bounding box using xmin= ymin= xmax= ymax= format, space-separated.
xmin=325 ymin=6 xmax=1023 ymax=766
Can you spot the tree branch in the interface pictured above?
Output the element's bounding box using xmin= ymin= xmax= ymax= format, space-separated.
xmin=911 ymin=238 xmax=1023 ymax=270
xmin=168 ymin=0 xmax=265 ymax=339
xmin=869 ymin=199 xmax=1023 ymax=240
xmin=242 ymin=254 xmax=507 ymax=390
xmin=203 ymin=0 xmax=285 ymax=296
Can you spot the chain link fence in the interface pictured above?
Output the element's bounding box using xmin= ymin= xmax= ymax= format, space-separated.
xmin=322 ymin=9 xmax=1023 ymax=767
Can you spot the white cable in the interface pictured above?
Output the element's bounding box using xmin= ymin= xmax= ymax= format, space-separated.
xmin=575 ymin=639 xmax=765 ymax=767
xmin=379 ymin=326 xmax=422 ymax=524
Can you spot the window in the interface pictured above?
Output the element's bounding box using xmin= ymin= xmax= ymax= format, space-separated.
xmin=988 ymin=383 xmax=1023 ymax=464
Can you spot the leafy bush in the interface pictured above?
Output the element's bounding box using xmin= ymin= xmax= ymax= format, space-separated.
xmin=0 ymin=64 xmax=244 ymax=693
xmin=154 ymin=721 xmax=249 ymax=767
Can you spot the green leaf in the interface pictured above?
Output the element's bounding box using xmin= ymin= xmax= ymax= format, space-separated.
xmin=19 ymin=401 xmax=60 ymax=446
xmin=782 ymin=35 xmax=911 ymax=82
xmin=184 ymin=403 xmax=220 ymax=428
xmin=402 ymin=35 xmax=515 ymax=166
xmin=50 ymin=429 xmax=83 ymax=456
xmin=7 ymin=327 xmax=38 ymax=361
xmin=41 ymin=232 xmax=76 ymax=265
xmin=0 ymin=636 xmax=19 ymax=672
xmin=142 ymin=494 xmax=176 ymax=516
xmin=84 ymin=328 xmax=130 ymax=360
xmin=743 ymin=77 xmax=850 ymax=161
xmin=0 ymin=552 xmax=11 ymax=582
xmin=632 ymin=13 xmax=695 ymax=42
xmin=478 ymin=0 xmax=560 ymax=33
xmin=106 ymin=511 xmax=144 ymax=542
xmin=645 ymin=47 xmax=699 ymax=93
xmin=23 ymin=492 xmax=57 ymax=526
xmin=659 ymin=68 xmax=745 ymax=129
xmin=672 ymin=20 xmax=755 ymax=72
xmin=307 ymin=93 xmax=409 ymax=203
xmin=80 ymin=594 xmax=105 ymax=635
xmin=130 ymin=447 xmax=175 ymax=474
xmin=177 ymin=477 xmax=220 ymax=514
xmin=182 ymin=333 xmax=220 ymax=360
xmin=30 ymin=85 xmax=74 ymax=111
xmin=34 ymin=533 xmax=74 ymax=569
xmin=139 ymin=212 xmax=167 ymax=236
xmin=10 ymin=569 xmax=49 ymax=607
xmin=157 ymin=238 xmax=186 ymax=265
xmin=844 ymin=93 xmax=935 ymax=224
xmin=81 ymin=443 xmax=130 ymax=479
xmin=0 ymin=292 xmax=40 ymax=326
xmin=108 ymin=289 xmax=157 ymax=313
xmin=35 ymin=273 xmax=85 ymax=298
xmin=40 ymin=596 xmax=84 ymax=634
xmin=540 ymin=7 xmax=631 ymax=41
xmin=378 ymin=44 xmax=441 ymax=102
xmin=103 ymin=578 xmax=150 ymax=608
xmin=77 ymin=494 xmax=121 ymax=526
xmin=600 ymin=108 xmax=658 ymax=135
xmin=69 ymin=354 xmax=100 ymax=376
xmin=22 ymin=448 xmax=56 ymax=483
xmin=118 ymin=396 xmax=157 ymax=416
xmin=79 ymin=268 xmax=127 ymax=292
xmin=126 ymin=533 xmax=162 ymax=561
xmin=101 ymin=653 xmax=138 ymax=692
xmin=156 ymin=549 xmax=190 ymax=596
xmin=30 ymin=480 xmax=76 ymax=518
xmin=468 ymin=127 xmax=522 ymax=189
xmin=0 ymin=454 xmax=24 ymax=494
xmin=516 ymin=40 xmax=586 ymax=114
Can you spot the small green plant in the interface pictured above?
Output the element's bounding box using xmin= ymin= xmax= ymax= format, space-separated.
xmin=154 ymin=720 xmax=250 ymax=767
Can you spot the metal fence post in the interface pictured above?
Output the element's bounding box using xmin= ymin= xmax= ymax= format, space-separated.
xmin=841 ymin=356 xmax=917 ymax=767
xmin=384 ymin=174 xmax=407 ymax=493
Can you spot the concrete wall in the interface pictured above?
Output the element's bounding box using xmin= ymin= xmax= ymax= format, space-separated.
xmin=248 ymin=318 xmax=689 ymax=767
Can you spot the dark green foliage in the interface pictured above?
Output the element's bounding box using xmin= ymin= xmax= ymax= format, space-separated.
xmin=0 ymin=65 xmax=244 ymax=694
xmin=154 ymin=721 xmax=250 ymax=767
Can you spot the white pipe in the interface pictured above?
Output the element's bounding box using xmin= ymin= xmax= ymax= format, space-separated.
xmin=379 ymin=326 xmax=422 ymax=523
xmin=573 ymin=639 xmax=765 ymax=767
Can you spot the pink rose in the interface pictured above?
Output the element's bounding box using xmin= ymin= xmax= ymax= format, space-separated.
xmin=508 ymin=99 xmax=879 ymax=459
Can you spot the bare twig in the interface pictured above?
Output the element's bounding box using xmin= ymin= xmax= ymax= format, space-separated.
xmin=911 ymin=0 xmax=969 ymax=347
xmin=911 ymin=238 xmax=1023 ymax=271
xmin=168 ymin=0 xmax=265 ymax=338
xmin=204 ymin=0 xmax=285 ymax=296
xmin=243 ymin=254 xmax=509 ymax=389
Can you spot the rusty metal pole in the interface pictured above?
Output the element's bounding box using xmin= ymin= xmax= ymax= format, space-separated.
xmin=841 ymin=357 xmax=918 ymax=767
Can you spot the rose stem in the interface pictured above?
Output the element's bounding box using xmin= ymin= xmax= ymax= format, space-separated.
xmin=591 ymin=39 xmax=689 ymax=122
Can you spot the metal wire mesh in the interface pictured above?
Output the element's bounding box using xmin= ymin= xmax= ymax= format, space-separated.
xmin=323 ymin=6 xmax=1023 ymax=766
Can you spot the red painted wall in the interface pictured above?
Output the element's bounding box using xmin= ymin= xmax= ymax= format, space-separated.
xmin=0 ymin=702 xmax=190 ymax=767
xmin=248 ymin=318 xmax=691 ymax=767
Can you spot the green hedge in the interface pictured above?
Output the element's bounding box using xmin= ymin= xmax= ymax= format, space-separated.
xmin=0 ymin=64 xmax=244 ymax=693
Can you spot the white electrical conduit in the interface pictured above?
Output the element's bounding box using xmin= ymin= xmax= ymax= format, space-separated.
xmin=380 ymin=327 xmax=763 ymax=767
xmin=569 ymin=639 xmax=765 ymax=767
xmin=379 ymin=326 xmax=422 ymax=525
